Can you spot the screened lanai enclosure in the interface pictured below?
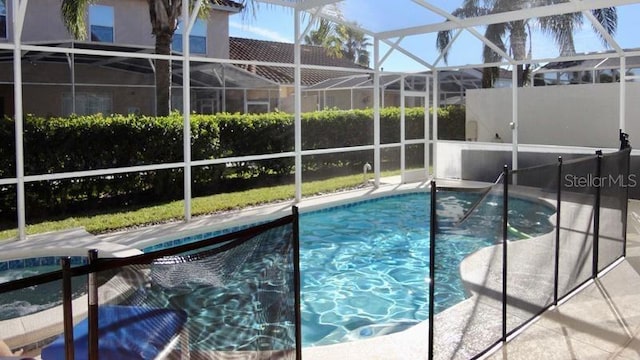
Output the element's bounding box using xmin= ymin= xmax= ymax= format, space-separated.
xmin=0 ymin=0 xmax=639 ymax=359
xmin=1 ymin=0 xmax=639 ymax=239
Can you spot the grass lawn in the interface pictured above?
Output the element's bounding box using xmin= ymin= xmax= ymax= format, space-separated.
xmin=0 ymin=171 xmax=401 ymax=241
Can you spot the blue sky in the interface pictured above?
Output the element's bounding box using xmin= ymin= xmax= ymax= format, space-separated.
xmin=229 ymin=1 xmax=640 ymax=72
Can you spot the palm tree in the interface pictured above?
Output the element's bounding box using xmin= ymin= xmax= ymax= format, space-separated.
xmin=305 ymin=19 xmax=371 ymax=67
xmin=304 ymin=18 xmax=333 ymax=46
xmin=61 ymin=0 xmax=254 ymax=116
xmin=304 ymin=18 xmax=343 ymax=59
xmin=436 ymin=1 xmax=617 ymax=87
xmin=336 ymin=23 xmax=371 ymax=67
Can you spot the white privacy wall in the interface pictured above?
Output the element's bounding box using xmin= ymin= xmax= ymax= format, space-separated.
xmin=437 ymin=141 xmax=599 ymax=179
xmin=465 ymin=82 xmax=640 ymax=148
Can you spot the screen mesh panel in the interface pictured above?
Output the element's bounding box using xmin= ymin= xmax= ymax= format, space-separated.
xmin=558 ymin=155 xmax=598 ymax=298
xmin=97 ymin=223 xmax=297 ymax=359
xmin=26 ymin=214 xmax=299 ymax=360
xmin=433 ymin=181 xmax=504 ymax=359
xmin=597 ymin=148 xmax=631 ymax=272
xmin=506 ymin=163 xmax=558 ymax=334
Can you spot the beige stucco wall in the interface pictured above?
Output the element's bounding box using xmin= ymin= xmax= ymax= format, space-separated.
xmin=20 ymin=0 xmax=74 ymax=42
xmin=22 ymin=84 xmax=71 ymax=116
xmin=325 ymin=89 xmax=350 ymax=109
xmin=1 ymin=61 xmax=157 ymax=116
xmin=13 ymin=0 xmax=231 ymax=59
xmin=207 ymin=10 xmax=230 ymax=59
xmin=19 ymin=84 xmax=155 ymax=117
xmin=277 ymin=89 xmax=317 ymax=113
xmin=2 ymin=61 xmax=156 ymax=116
xmin=383 ymin=92 xmax=401 ymax=107
xmin=19 ymin=0 xmax=152 ymax=44
xmin=1 ymin=0 xmax=236 ymax=117
xmin=465 ymin=82 xmax=640 ymax=148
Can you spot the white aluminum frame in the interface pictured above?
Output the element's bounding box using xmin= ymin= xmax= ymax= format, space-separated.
xmin=3 ymin=0 xmax=639 ymax=240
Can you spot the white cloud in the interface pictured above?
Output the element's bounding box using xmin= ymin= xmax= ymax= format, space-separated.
xmin=230 ymin=21 xmax=292 ymax=43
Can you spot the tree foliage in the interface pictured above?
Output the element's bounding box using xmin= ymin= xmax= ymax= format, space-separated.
xmin=436 ymin=1 xmax=617 ymax=87
xmin=0 ymin=106 xmax=464 ymax=222
xmin=305 ymin=19 xmax=371 ymax=67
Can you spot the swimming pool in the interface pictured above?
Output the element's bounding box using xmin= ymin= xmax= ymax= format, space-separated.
xmin=0 ymin=190 xmax=555 ymax=349
xmin=122 ymin=190 xmax=554 ymax=349
xmin=299 ymin=191 xmax=553 ymax=346
xmin=0 ymin=257 xmax=88 ymax=321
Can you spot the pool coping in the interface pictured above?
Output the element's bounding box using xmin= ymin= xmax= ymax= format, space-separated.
xmin=95 ymin=177 xmax=490 ymax=250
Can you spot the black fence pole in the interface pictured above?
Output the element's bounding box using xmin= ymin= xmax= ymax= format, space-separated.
xmin=61 ymin=257 xmax=75 ymax=360
xmin=502 ymin=165 xmax=508 ymax=341
xmin=619 ymin=131 xmax=631 ymax=259
xmin=554 ymin=157 xmax=562 ymax=305
xmin=593 ymin=151 xmax=602 ymax=278
xmin=428 ymin=180 xmax=436 ymax=360
xmin=624 ymin=146 xmax=631 ymax=258
xmin=292 ymin=206 xmax=303 ymax=360
xmin=88 ymin=249 xmax=99 ymax=360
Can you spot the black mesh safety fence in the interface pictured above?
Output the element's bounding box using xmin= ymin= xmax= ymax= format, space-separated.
xmin=2 ymin=210 xmax=301 ymax=360
xmin=96 ymin=218 xmax=298 ymax=360
xmin=0 ymin=265 xmax=87 ymax=357
xmin=558 ymin=155 xmax=598 ymax=299
xmin=597 ymin=148 xmax=631 ymax=272
xmin=506 ymin=163 xmax=558 ymax=335
xmin=432 ymin=180 xmax=505 ymax=359
xmin=429 ymin=144 xmax=631 ymax=359
xmin=0 ymin=145 xmax=632 ymax=360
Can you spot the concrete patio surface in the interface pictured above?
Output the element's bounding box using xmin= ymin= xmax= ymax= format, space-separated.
xmin=484 ymin=199 xmax=640 ymax=360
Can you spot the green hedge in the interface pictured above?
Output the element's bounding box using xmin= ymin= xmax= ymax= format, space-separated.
xmin=0 ymin=106 xmax=464 ymax=222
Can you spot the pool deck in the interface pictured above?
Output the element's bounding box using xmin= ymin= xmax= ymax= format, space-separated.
xmin=2 ymin=177 xmax=640 ymax=359
xmin=484 ymin=200 xmax=640 ymax=360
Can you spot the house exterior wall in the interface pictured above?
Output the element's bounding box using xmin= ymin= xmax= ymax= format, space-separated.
xmin=207 ymin=10 xmax=230 ymax=59
xmin=278 ymin=86 xmax=318 ymax=113
xmin=326 ymin=89 xmax=351 ymax=109
xmin=383 ymin=91 xmax=400 ymax=107
xmin=20 ymin=1 xmax=75 ymax=42
xmin=21 ymin=84 xmax=155 ymax=117
xmin=15 ymin=0 xmax=230 ymax=58
xmin=465 ymin=82 xmax=640 ymax=148
xmin=1 ymin=0 xmax=236 ymax=117
xmin=1 ymin=62 xmax=156 ymax=116
xmin=19 ymin=0 xmax=151 ymax=44
xmin=22 ymin=84 xmax=72 ymax=116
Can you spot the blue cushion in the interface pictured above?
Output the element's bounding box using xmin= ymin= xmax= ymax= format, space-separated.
xmin=41 ymin=305 xmax=187 ymax=360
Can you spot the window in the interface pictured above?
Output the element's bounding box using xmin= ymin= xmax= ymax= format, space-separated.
xmin=172 ymin=18 xmax=207 ymax=54
xmin=0 ymin=0 xmax=6 ymax=39
xmin=63 ymin=93 xmax=113 ymax=116
xmin=89 ymin=5 xmax=114 ymax=43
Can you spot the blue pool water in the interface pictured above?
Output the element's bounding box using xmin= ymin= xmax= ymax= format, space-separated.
xmin=299 ymin=191 xmax=553 ymax=345
xmin=0 ymin=191 xmax=555 ymax=349
xmin=0 ymin=257 xmax=88 ymax=321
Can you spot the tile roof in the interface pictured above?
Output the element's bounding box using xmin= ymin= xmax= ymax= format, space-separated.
xmin=229 ymin=37 xmax=369 ymax=86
